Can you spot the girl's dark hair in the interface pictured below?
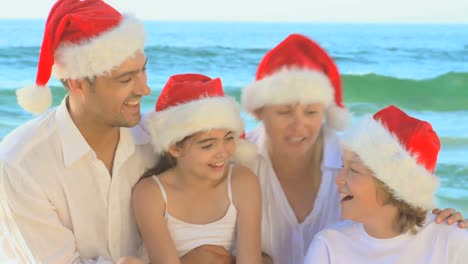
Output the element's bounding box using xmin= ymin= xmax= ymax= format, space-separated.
xmin=141 ymin=152 xmax=177 ymax=179
xmin=140 ymin=135 xmax=193 ymax=179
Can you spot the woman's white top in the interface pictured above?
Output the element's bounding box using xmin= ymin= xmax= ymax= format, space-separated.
xmin=247 ymin=125 xmax=343 ymax=264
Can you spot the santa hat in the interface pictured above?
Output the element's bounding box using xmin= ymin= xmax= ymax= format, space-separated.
xmin=145 ymin=73 xmax=257 ymax=166
xmin=242 ymin=33 xmax=350 ymax=130
xmin=340 ymin=105 xmax=440 ymax=210
xmin=16 ymin=0 xmax=146 ymax=114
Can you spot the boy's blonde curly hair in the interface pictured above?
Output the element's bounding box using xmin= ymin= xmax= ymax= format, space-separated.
xmin=374 ymin=178 xmax=427 ymax=234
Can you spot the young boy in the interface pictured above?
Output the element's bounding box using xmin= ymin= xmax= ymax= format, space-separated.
xmin=304 ymin=105 xmax=468 ymax=264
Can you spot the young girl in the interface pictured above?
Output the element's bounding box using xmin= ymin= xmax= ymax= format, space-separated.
xmin=132 ymin=73 xmax=262 ymax=264
xmin=304 ymin=105 xmax=468 ymax=263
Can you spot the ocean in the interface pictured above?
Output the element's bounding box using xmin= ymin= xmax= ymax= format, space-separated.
xmin=0 ymin=20 xmax=467 ymax=217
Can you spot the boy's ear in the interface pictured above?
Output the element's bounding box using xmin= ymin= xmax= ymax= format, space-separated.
xmin=167 ymin=144 xmax=182 ymax=158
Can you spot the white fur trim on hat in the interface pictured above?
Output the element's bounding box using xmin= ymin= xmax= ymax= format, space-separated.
xmin=52 ymin=15 xmax=146 ymax=80
xmin=145 ymin=96 xmax=245 ymax=154
xmin=242 ymin=68 xmax=334 ymax=114
xmin=326 ymin=104 xmax=351 ymax=131
xmin=16 ymin=85 xmax=52 ymax=115
xmin=340 ymin=116 xmax=439 ymax=210
xmin=232 ymin=139 xmax=258 ymax=167
xmin=242 ymin=68 xmax=350 ymax=130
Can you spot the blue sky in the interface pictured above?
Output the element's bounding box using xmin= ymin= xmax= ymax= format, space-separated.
xmin=1 ymin=0 xmax=468 ymax=23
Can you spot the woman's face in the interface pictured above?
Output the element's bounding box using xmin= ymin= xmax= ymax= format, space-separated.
xmin=256 ymin=102 xmax=325 ymax=156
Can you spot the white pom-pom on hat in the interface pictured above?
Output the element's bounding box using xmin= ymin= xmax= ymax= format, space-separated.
xmin=16 ymin=0 xmax=145 ymax=115
xmin=16 ymin=85 xmax=52 ymax=115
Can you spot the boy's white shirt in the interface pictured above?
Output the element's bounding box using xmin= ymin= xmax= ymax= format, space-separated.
xmin=247 ymin=124 xmax=343 ymax=264
xmin=0 ymin=98 xmax=156 ymax=263
xmin=304 ymin=214 xmax=468 ymax=264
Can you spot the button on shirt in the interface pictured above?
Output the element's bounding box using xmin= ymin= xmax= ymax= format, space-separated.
xmin=246 ymin=125 xmax=343 ymax=264
xmin=0 ymin=98 xmax=156 ymax=263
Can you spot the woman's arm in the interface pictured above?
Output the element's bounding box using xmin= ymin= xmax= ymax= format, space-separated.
xmin=132 ymin=177 xmax=180 ymax=264
xmin=232 ymin=165 xmax=262 ymax=264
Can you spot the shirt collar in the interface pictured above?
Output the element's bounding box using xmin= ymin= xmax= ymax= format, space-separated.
xmin=56 ymin=97 xmax=151 ymax=167
xmin=129 ymin=122 xmax=151 ymax=146
xmin=56 ymin=97 xmax=93 ymax=167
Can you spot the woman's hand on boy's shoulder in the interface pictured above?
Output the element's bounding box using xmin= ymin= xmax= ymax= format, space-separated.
xmin=433 ymin=208 xmax=467 ymax=229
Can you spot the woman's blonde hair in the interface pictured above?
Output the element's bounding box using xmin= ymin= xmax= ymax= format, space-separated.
xmin=310 ymin=127 xmax=324 ymax=184
xmin=374 ymin=178 xmax=427 ymax=234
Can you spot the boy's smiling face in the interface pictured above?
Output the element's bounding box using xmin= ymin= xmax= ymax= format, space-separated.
xmin=335 ymin=150 xmax=385 ymax=222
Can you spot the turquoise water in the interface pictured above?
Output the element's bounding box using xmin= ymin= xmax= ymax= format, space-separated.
xmin=0 ymin=21 xmax=467 ymax=217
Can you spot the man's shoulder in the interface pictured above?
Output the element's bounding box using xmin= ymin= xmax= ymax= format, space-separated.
xmin=129 ymin=120 xmax=152 ymax=144
xmin=0 ymin=110 xmax=58 ymax=164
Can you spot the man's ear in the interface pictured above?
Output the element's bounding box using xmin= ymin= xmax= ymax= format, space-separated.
xmin=67 ymin=78 xmax=91 ymax=95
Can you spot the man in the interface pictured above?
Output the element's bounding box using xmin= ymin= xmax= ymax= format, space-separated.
xmin=1 ymin=1 xmax=245 ymax=263
xmin=0 ymin=0 xmax=153 ymax=263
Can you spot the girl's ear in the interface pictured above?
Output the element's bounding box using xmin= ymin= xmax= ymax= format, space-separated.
xmin=167 ymin=143 xmax=182 ymax=158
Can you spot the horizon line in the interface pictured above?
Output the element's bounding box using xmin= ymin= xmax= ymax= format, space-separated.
xmin=1 ymin=18 xmax=468 ymax=25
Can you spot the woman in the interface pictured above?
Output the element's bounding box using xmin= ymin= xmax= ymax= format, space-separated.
xmin=241 ymin=33 xmax=467 ymax=264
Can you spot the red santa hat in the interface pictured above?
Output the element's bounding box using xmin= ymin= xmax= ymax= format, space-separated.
xmin=16 ymin=0 xmax=146 ymax=114
xmin=242 ymin=33 xmax=350 ymax=130
xmin=145 ymin=73 xmax=257 ymax=166
xmin=340 ymin=105 xmax=440 ymax=210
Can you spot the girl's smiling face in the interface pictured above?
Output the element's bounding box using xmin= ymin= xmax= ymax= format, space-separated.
xmin=169 ymin=129 xmax=236 ymax=181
